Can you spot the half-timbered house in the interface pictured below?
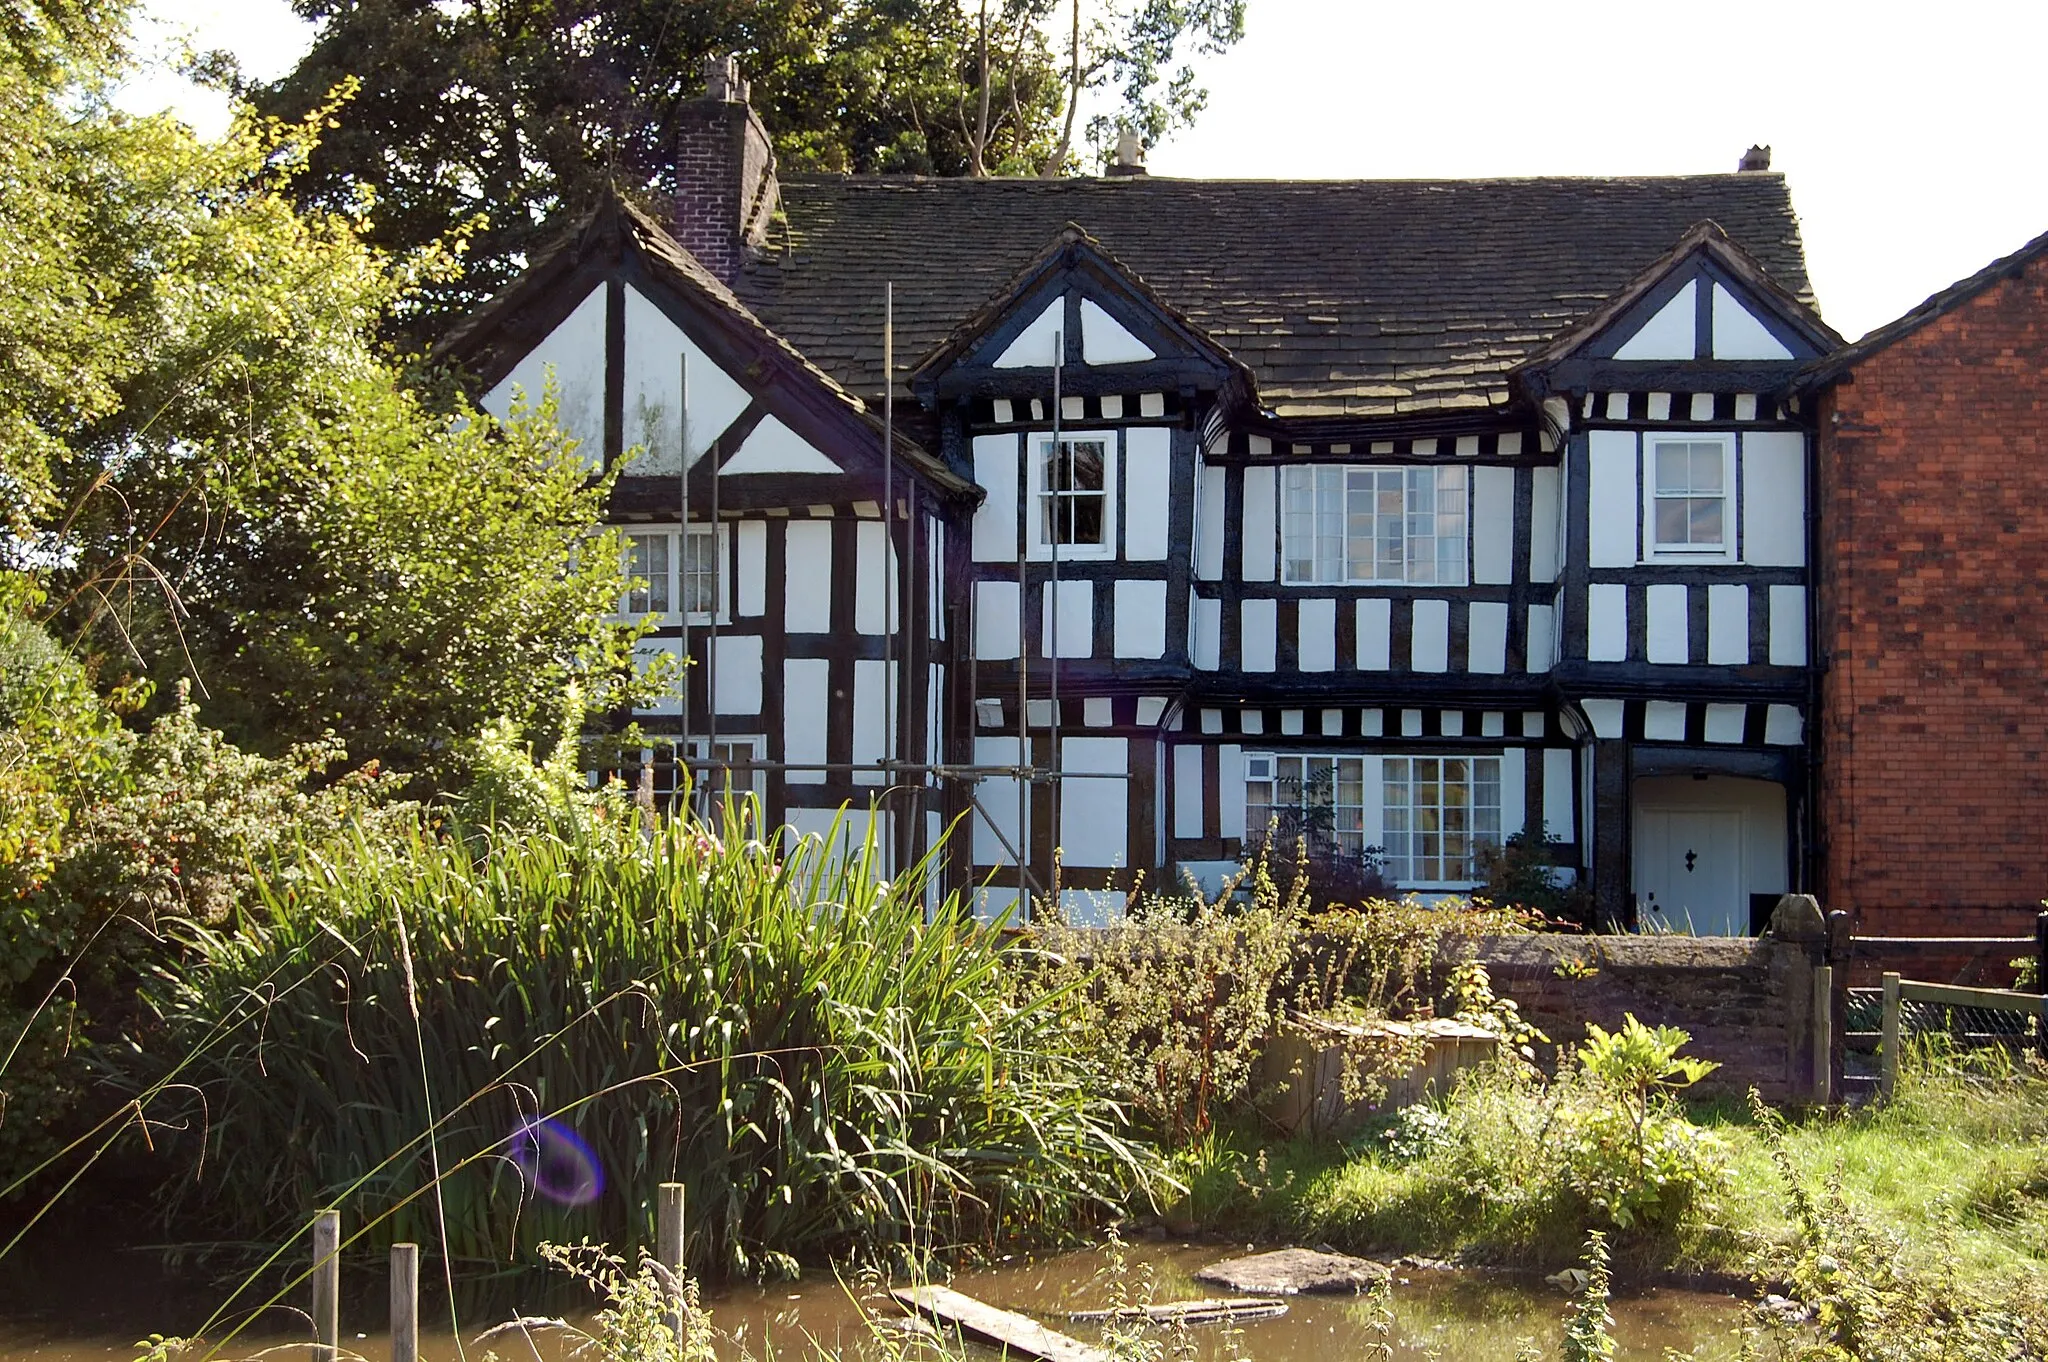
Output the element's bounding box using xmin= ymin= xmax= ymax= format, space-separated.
xmin=440 ymin=61 xmax=1838 ymax=931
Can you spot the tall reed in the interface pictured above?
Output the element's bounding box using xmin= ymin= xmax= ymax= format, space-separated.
xmin=122 ymin=805 xmax=1158 ymax=1279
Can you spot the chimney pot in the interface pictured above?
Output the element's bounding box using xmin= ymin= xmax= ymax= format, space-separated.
xmin=703 ymin=53 xmax=747 ymax=103
xmin=1738 ymin=144 xmax=1772 ymax=172
xmin=1107 ymin=126 xmax=1147 ymax=178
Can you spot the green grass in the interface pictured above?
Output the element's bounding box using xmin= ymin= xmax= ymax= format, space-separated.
xmin=1179 ymin=1049 xmax=2048 ymax=1287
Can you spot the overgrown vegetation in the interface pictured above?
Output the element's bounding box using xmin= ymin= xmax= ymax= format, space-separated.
xmin=119 ymin=806 xmax=1161 ymax=1279
xmin=1030 ymin=846 xmax=1524 ymax=1146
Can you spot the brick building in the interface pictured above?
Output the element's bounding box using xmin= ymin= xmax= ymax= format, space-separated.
xmin=1806 ymin=229 xmax=2048 ymax=934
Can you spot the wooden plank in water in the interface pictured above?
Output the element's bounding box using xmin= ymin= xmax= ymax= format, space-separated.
xmin=1068 ymin=1297 xmax=1289 ymax=1326
xmin=891 ymin=1286 xmax=1112 ymax=1362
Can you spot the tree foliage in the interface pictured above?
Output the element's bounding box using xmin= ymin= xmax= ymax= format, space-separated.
xmin=246 ymin=0 xmax=1248 ymax=333
xmin=1 ymin=4 xmax=648 ymax=789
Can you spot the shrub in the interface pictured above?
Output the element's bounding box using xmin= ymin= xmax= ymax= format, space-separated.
xmin=1288 ymin=1017 xmax=1728 ymax=1268
xmin=1032 ymin=845 xmax=1524 ymax=1146
xmin=1 ymin=605 xmax=403 ymax=1183
xmin=123 ymin=807 xmax=1161 ymax=1278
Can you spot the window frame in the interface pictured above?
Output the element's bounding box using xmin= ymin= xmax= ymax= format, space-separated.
xmin=1027 ymin=430 xmax=1119 ymax=561
xmin=1642 ymin=434 xmax=1737 ymax=563
xmin=1278 ymin=464 xmax=1471 ymax=587
xmin=616 ymin=522 xmax=730 ymax=624
xmin=1380 ymin=753 xmax=1503 ymax=889
xmin=1242 ymin=751 xmax=1372 ymax=861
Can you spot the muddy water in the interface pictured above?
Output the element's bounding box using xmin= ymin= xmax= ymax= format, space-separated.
xmin=0 ymin=1243 xmax=1748 ymax=1362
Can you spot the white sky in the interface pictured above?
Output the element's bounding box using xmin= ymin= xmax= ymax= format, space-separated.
xmin=122 ymin=0 xmax=2048 ymax=340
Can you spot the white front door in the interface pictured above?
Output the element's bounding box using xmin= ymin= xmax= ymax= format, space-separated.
xmin=1634 ymin=808 xmax=1746 ymax=935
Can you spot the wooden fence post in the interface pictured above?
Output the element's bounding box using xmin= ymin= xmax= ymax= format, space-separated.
xmin=1811 ymin=964 xmax=1833 ymax=1106
xmin=658 ymin=1182 xmax=687 ymax=1342
xmin=312 ymin=1210 xmax=340 ymax=1362
xmin=390 ymin=1243 xmax=419 ymax=1362
xmin=1881 ymin=971 xmax=1901 ymax=1101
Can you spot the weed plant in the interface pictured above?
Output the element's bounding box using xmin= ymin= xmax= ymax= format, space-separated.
xmin=119 ymin=804 xmax=1162 ymax=1279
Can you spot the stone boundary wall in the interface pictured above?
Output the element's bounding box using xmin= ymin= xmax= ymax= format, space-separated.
xmin=1469 ymin=932 xmax=1824 ymax=1105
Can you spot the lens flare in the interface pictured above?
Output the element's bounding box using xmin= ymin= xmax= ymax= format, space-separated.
xmin=506 ymin=1117 xmax=604 ymax=1206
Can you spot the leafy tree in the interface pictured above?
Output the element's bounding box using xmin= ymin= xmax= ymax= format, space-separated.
xmin=1 ymin=4 xmax=649 ymax=789
xmin=245 ymin=0 xmax=1248 ymax=335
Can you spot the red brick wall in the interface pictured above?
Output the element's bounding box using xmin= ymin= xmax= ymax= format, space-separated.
xmin=1817 ymin=252 xmax=2048 ymax=935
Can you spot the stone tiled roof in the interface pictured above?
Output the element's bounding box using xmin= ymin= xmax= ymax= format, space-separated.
xmin=734 ymin=173 xmax=1816 ymax=420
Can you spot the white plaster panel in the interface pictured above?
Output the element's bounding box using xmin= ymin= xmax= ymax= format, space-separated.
xmin=1645 ymin=700 xmax=1687 ymax=741
xmin=1241 ymin=598 xmax=1278 ymax=672
xmin=1196 ymin=464 xmax=1227 ymax=581
xmin=1766 ymin=705 xmax=1804 ymax=746
xmin=720 ymin=415 xmax=841 ymax=475
xmin=784 ymin=521 xmax=834 ymax=633
xmin=1691 ymin=392 xmax=1716 ymax=421
xmin=631 ymin=637 xmax=683 ymax=715
xmin=1114 ymin=579 xmax=1168 ymax=659
xmin=1613 ymin=280 xmax=1697 ymax=360
xmin=1646 ymin=583 xmax=1689 ymax=664
xmin=1411 ymin=599 xmax=1450 ymax=673
xmin=1357 ymin=598 xmax=1392 ymax=671
xmin=737 ymin=520 xmax=767 ymax=617
xmin=1472 ymin=467 xmax=1516 ymax=584
xmin=1588 ymin=583 xmax=1629 ymax=662
xmin=1241 ymin=466 xmax=1278 ymax=582
xmin=1583 ymin=698 xmax=1625 ymax=740
xmin=785 ymin=807 xmax=893 ymax=878
xmin=1080 ymin=298 xmax=1155 ymax=364
xmin=971 ymin=887 xmax=1020 ymax=925
xmin=990 ymin=296 xmax=1065 ymax=368
xmin=1041 ymin=579 xmax=1094 ymax=658
xmin=1467 ymin=601 xmax=1509 ymax=674
xmin=1528 ymin=465 xmax=1561 ymax=583
xmin=972 ymin=737 xmax=1025 ymax=865
xmin=1084 ymin=697 xmax=1114 ymax=728
xmin=1297 ymin=598 xmax=1337 ymax=672
xmin=1707 ymin=584 xmax=1749 ymax=664
xmin=975 ymin=580 xmax=1021 ymax=660
xmin=1770 ymin=585 xmax=1808 ymax=666
xmin=1527 ymin=603 xmax=1556 ymax=674
xmin=971 ymin=434 xmax=1019 ymax=562
xmin=1500 ymin=748 xmax=1527 ymax=841
xmin=1543 ymin=748 xmax=1575 ymax=841
xmin=1705 ymin=704 xmax=1747 ymax=744
xmin=851 ymin=659 xmax=893 ymax=784
xmin=1060 ymin=737 xmax=1129 ymax=868
xmin=1135 ymin=697 xmax=1168 ymax=726
xmin=713 ymin=633 xmax=763 ymax=715
xmin=1743 ymin=431 xmax=1807 ymax=567
xmin=483 ymin=284 xmax=608 ymax=466
xmin=854 ymin=520 xmax=894 ymax=636
xmin=927 ymin=518 xmax=947 ymax=640
xmin=783 ymin=658 xmax=830 ymax=784
xmin=1217 ymin=745 xmax=1246 ymax=840
xmin=1587 ymin=430 xmax=1639 ymax=567
xmin=1712 ymin=282 xmax=1794 ymax=360
xmin=1124 ymin=427 xmax=1172 ymax=561
xmin=1173 ymin=744 xmax=1205 ymax=839
xmin=1058 ymin=889 xmax=1127 ymax=926
xmin=620 ymin=284 xmax=751 ymax=473
xmin=1192 ymin=596 xmax=1221 ymax=670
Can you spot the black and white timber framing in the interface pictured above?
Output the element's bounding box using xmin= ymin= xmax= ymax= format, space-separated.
xmin=438 ymin=99 xmax=1843 ymax=932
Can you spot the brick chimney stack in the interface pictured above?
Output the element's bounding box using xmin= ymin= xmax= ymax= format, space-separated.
xmin=672 ymin=54 xmax=779 ymax=281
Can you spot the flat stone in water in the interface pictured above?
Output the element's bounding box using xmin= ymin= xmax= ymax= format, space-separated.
xmin=1193 ymin=1248 xmax=1391 ymax=1296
